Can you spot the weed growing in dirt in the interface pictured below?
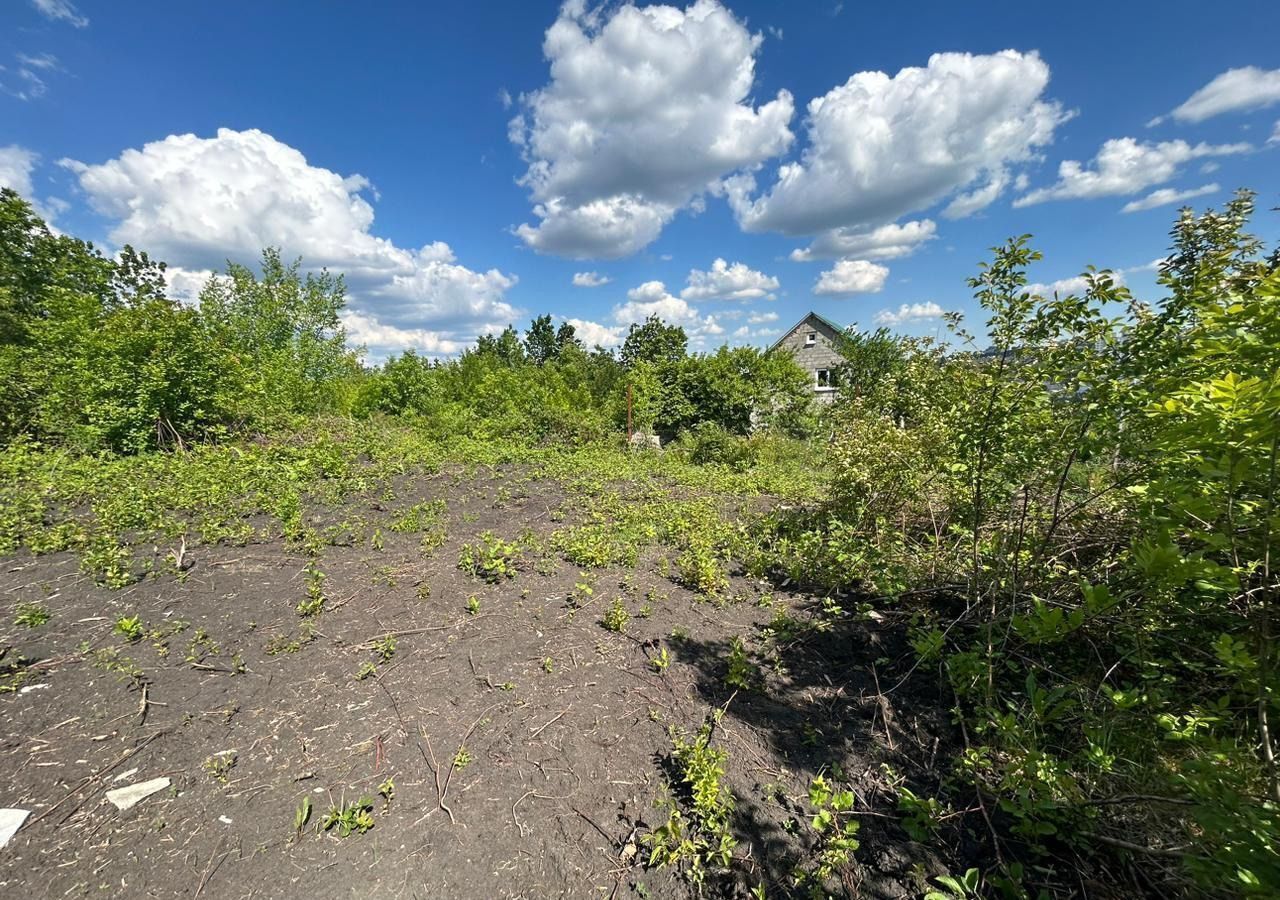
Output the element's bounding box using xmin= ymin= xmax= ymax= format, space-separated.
xmin=355 ymin=661 xmax=376 ymax=681
xmin=792 ymin=773 xmax=860 ymax=892
xmin=296 ymin=563 xmax=326 ymax=616
xmin=374 ymin=634 xmax=397 ymax=662
xmin=458 ymin=531 xmax=521 ymax=581
xmin=724 ymin=637 xmax=759 ymax=691
xmin=650 ymin=646 xmax=671 ymax=673
xmin=882 ymin=764 xmax=948 ymax=841
xmin=465 ymin=595 xmax=480 ymax=615
xmin=202 ymin=751 xmax=237 ymax=783
xmin=113 ymin=615 xmax=144 ymax=641
xmin=644 ymin=723 xmax=737 ymax=890
xmin=88 ymin=645 xmax=143 ymax=683
xmin=391 ymin=499 xmax=447 ymax=534
xmin=321 ymin=797 xmax=375 ymax=836
xmin=377 ymin=777 xmax=395 ymax=809
xmin=924 ymin=868 xmax=983 ymax=899
xmin=0 ymin=652 xmax=32 ymax=693
xmin=293 ymin=796 xmax=312 ymax=839
xmin=264 ymin=622 xmax=316 ymax=655
xmin=674 ymin=541 xmax=728 ymax=596
xmin=184 ymin=628 xmax=221 ymax=665
xmin=13 ymin=602 xmax=50 ymax=628
xmin=452 ymin=748 xmax=472 ymax=770
xmin=541 ymin=656 xmax=554 ymax=674
xmin=602 ymin=598 xmax=629 ymax=633
xmin=569 ymin=573 xmax=595 ymax=609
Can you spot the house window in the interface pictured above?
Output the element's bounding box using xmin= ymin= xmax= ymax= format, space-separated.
xmin=816 ymin=368 xmax=834 ymax=389
xmin=804 ymin=332 xmax=817 ymax=346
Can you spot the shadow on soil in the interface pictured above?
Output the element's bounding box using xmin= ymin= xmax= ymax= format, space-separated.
xmin=665 ymin=594 xmax=964 ymax=897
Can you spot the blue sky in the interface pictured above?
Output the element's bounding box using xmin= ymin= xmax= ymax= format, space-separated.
xmin=2 ymin=0 xmax=1278 ymax=358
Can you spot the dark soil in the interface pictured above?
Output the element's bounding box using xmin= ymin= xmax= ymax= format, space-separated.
xmin=0 ymin=465 xmax=959 ymax=899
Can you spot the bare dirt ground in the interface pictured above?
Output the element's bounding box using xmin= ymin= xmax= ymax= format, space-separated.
xmin=0 ymin=464 xmax=955 ymax=899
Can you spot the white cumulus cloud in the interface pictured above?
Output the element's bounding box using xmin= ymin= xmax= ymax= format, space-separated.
xmin=873 ymin=301 xmax=945 ymax=326
xmin=1121 ymin=183 xmax=1219 ymax=214
xmin=0 ymin=145 xmax=38 ymax=197
xmin=680 ymin=258 xmax=779 ymax=301
xmin=61 ymin=128 xmax=520 ymax=353
xmin=790 ymin=219 xmax=935 ymax=262
xmin=1166 ymin=66 xmax=1280 ymax=124
xmin=563 ymin=317 xmax=623 ymax=347
xmin=510 ymin=0 xmax=794 ymax=258
xmin=612 ymin=280 xmax=724 ymax=347
xmin=730 ymin=50 xmax=1066 ymax=236
xmin=1015 ymin=137 xmax=1250 ymax=206
xmin=572 ymin=271 xmax=611 ymax=287
xmin=813 ymin=259 xmax=888 ymax=296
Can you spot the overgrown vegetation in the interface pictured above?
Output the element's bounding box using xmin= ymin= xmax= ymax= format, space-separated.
xmin=1 ymin=184 xmax=1275 ymax=897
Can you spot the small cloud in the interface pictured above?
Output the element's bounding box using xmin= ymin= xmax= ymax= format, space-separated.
xmin=1015 ymin=137 xmax=1248 ymax=207
xmin=1029 ymin=270 xmax=1127 ymax=297
xmin=681 ymin=258 xmax=778 ymax=301
xmin=17 ymin=52 xmax=60 ymax=71
xmin=1121 ymin=183 xmax=1218 ymax=214
xmin=813 ymin=259 xmax=888 ymax=296
xmin=873 ymin=301 xmax=946 ymax=326
xmin=572 ymin=271 xmax=611 ymax=287
xmin=498 ymin=88 xmax=512 ymax=109
xmin=30 ymin=0 xmax=89 ymax=28
xmin=1168 ymin=66 xmax=1280 ymax=124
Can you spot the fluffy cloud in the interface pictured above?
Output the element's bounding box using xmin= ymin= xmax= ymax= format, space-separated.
xmin=1015 ymin=138 xmax=1249 ymax=206
xmin=790 ymin=219 xmax=935 ymax=262
xmin=730 ymin=51 xmax=1066 ymax=236
xmin=563 ymin=317 xmax=623 ymax=347
xmin=1121 ymin=183 xmax=1219 ymax=214
xmin=572 ymin=270 xmax=611 ymax=287
xmin=680 ymin=258 xmax=778 ymax=301
xmin=813 ymin=259 xmax=888 ymax=296
xmin=341 ymin=310 xmax=466 ymax=360
xmin=0 ymin=145 xmax=37 ymax=197
xmin=510 ymin=0 xmax=794 ymax=258
xmin=612 ymin=280 xmax=724 ymax=346
xmin=873 ymin=301 xmax=945 ymax=326
xmin=30 ymin=0 xmax=88 ymax=28
xmin=62 ymin=128 xmax=520 ymax=352
xmin=1165 ymin=66 xmax=1280 ymax=124
xmin=747 ymin=310 xmax=778 ymax=325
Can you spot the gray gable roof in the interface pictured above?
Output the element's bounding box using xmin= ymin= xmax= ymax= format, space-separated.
xmin=769 ymin=311 xmax=845 ymax=352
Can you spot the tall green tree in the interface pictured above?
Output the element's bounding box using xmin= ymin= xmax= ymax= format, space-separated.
xmin=197 ymin=248 xmax=352 ymax=423
xmin=620 ymin=315 xmax=686 ymax=368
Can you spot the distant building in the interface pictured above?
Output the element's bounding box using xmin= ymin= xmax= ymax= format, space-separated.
xmin=770 ymin=311 xmax=845 ymax=403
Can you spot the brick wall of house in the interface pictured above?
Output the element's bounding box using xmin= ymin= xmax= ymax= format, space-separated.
xmin=773 ymin=316 xmax=843 ymax=402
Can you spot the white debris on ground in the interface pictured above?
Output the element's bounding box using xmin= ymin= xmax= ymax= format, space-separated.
xmin=0 ymin=809 xmax=30 ymax=849
xmin=104 ymin=777 xmax=170 ymax=811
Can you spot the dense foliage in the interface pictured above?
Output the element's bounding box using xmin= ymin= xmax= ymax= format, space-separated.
xmin=767 ymin=190 xmax=1279 ymax=894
